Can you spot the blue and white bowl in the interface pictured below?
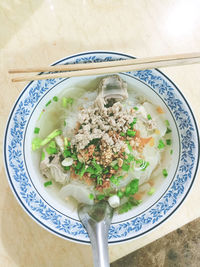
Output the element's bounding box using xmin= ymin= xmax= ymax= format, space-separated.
xmin=4 ymin=51 xmax=199 ymax=244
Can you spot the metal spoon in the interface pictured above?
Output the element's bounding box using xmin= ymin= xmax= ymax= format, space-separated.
xmin=78 ymin=201 xmax=114 ymax=267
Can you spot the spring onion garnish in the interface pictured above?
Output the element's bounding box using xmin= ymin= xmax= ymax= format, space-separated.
xmin=34 ymin=127 xmax=40 ymax=134
xmin=130 ymin=118 xmax=137 ymax=129
xmin=134 ymin=159 xmax=149 ymax=171
xmin=97 ymin=176 xmax=103 ymax=185
xmin=148 ymin=187 xmax=155 ymax=195
xmin=124 ymin=179 xmax=139 ymax=197
xmin=89 ymin=193 xmax=94 ymax=200
xmin=62 ymin=97 xmax=74 ymax=108
xmin=126 ymin=141 xmax=133 ymax=152
xmin=44 ymin=180 xmax=52 ymax=187
xmin=165 ymin=120 xmax=170 ymax=127
xmin=122 ymin=162 xmax=130 ymax=171
xmin=133 ymin=106 xmax=138 ymax=110
xmin=45 ymin=100 xmax=51 ymax=107
xmin=158 ymin=139 xmax=165 ymax=149
xmin=126 ymin=129 xmax=136 ymax=137
xmin=62 ymin=97 xmax=67 ymax=108
xmin=79 ymin=164 xmax=86 ymax=177
xmin=32 ymin=129 xmax=62 ymax=151
xmin=64 ymin=166 xmax=70 ymax=171
xmin=46 ymin=141 xmax=58 ymax=155
xmin=112 ymin=164 xmax=119 ymax=170
xmin=142 ymin=161 xmax=149 ymax=171
xmin=120 ymin=132 xmax=126 ymax=136
xmin=53 ymin=96 xmax=58 ymax=102
xmin=147 ymin=114 xmax=152 ymax=120
xmin=166 ymin=139 xmax=172 ymax=145
xmin=41 ymin=151 xmax=45 ymax=161
xmin=117 ymin=191 xmax=124 ymax=198
xmin=129 ymin=179 xmax=139 ymax=194
xmin=127 ymin=154 xmax=134 ymax=163
xmin=162 ymin=168 xmax=168 ymax=177
xmin=97 ymin=194 xmax=105 ymax=200
xmin=166 ymin=128 xmax=172 ymax=134
xmin=110 ymin=176 xmax=123 ymax=186
xmin=38 ymin=109 xmax=45 ymax=121
xmin=170 ymin=149 xmax=173 ymax=154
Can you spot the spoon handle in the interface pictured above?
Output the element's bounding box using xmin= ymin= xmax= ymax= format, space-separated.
xmin=86 ymin=219 xmax=110 ymax=267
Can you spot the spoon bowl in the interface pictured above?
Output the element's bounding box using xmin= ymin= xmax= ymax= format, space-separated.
xmin=78 ymin=201 xmax=113 ymax=267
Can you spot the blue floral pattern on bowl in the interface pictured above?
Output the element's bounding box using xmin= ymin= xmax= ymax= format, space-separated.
xmin=4 ymin=51 xmax=199 ymax=244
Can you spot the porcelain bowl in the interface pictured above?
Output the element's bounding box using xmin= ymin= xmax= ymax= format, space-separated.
xmin=4 ymin=51 xmax=199 ymax=244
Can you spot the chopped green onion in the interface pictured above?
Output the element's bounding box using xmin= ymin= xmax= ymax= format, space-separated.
xmin=32 ymin=137 xmax=42 ymax=151
xmin=45 ymin=100 xmax=51 ymax=107
xmin=127 ymin=129 xmax=136 ymax=137
xmin=129 ymin=179 xmax=139 ymax=195
xmin=133 ymin=106 xmax=138 ymax=110
xmin=165 ymin=120 xmax=170 ymax=127
xmin=32 ymin=129 xmax=62 ymax=151
xmin=166 ymin=139 xmax=172 ymax=145
xmin=89 ymin=193 xmax=94 ymax=200
xmin=71 ymin=154 xmax=78 ymax=160
xmin=147 ymin=114 xmax=152 ymax=120
xmin=97 ymin=176 xmax=103 ymax=185
xmin=38 ymin=110 xmax=45 ymax=121
xmin=113 ymin=164 xmax=119 ymax=170
xmin=162 ymin=168 xmax=168 ymax=177
xmin=120 ymin=132 xmax=126 ymax=136
xmin=126 ymin=141 xmax=133 ymax=152
xmin=64 ymin=137 xmax=68 ymax=146
xmin=53 ymin=96 xmax=58 ymax=102
xmin=97 ymin=194 xmax=105 ymax=200
xmin=41 ymin=151 xmax=45 ymax=161
xmin=166 ymin=128 xmax=172 ymax=134
xmin=117 ymin=190 xmax=124 ymax=198
xmin=34 ymin=127 xmax=40 ymax=134
xmin=130 ymin=118 xmax=137 ymax=129
xmin=141 ymin=161 xmax=150 ymax=171
xmin=66 ymin=97 xmax=74 ymax=104
xmin=62 ymin=97 xmax=74 ymax=108
xmin=79 ymin=164 xmax=86 ymax=177
xmin=64 ymin=121 xmax=66 ymax=126
xmin=92 ymin=159 xmax=103 ymax=175
xmin=44 ymin=180 xmax=52 ymax=187
xmin=62 ymin=97 xmax=67 ymax=107
xmin=110 ymin=176 xmax=123 ymax=186
xmin=46 ymin=141 xmax=58 ymax=155
xmin=148 ymin=187 xmax=155 ymax=195
xmin=170 ymin=149 xmax=173 ymax=155
xmin=64 ymin=166 xmax=70 ymax=171
xmin=75 ymin=161 xmax=82 ymax=170
xmin=158 ymin=139 xmax=165 ymax=149
xmin=122 ymin=162 xmax=130 ymax=171
xmin=63 ymin=149 xmax=71 ymax=157
xmin=110 ymin=160 xmax=117 ymax=167
xmin=125 ymin=185 xmax=131 ymax=196
xmin=127 ymin=154 xmax=134 ymax=163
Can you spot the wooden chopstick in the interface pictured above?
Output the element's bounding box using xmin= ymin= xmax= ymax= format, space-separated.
xmin=10 ymin=52 xmax=200 ymax=82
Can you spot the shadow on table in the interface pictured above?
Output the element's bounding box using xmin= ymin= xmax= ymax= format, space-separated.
xmin=1 ymin=173 xmax=93 ymax=267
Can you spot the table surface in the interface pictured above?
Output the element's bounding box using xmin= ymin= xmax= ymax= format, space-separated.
xmin=0 ymin=0 xmax=200 ymax=266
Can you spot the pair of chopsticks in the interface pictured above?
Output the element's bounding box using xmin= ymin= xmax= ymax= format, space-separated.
xmin=9 ymin=52 xmax=200 ymax=82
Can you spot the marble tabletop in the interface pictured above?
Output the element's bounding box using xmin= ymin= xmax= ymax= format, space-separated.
xmin=0 ymin=0 xmax=200 ymax=266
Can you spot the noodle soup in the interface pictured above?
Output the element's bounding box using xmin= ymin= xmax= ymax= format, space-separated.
xmin=32 ymin=75 xmax=173 ymax=214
